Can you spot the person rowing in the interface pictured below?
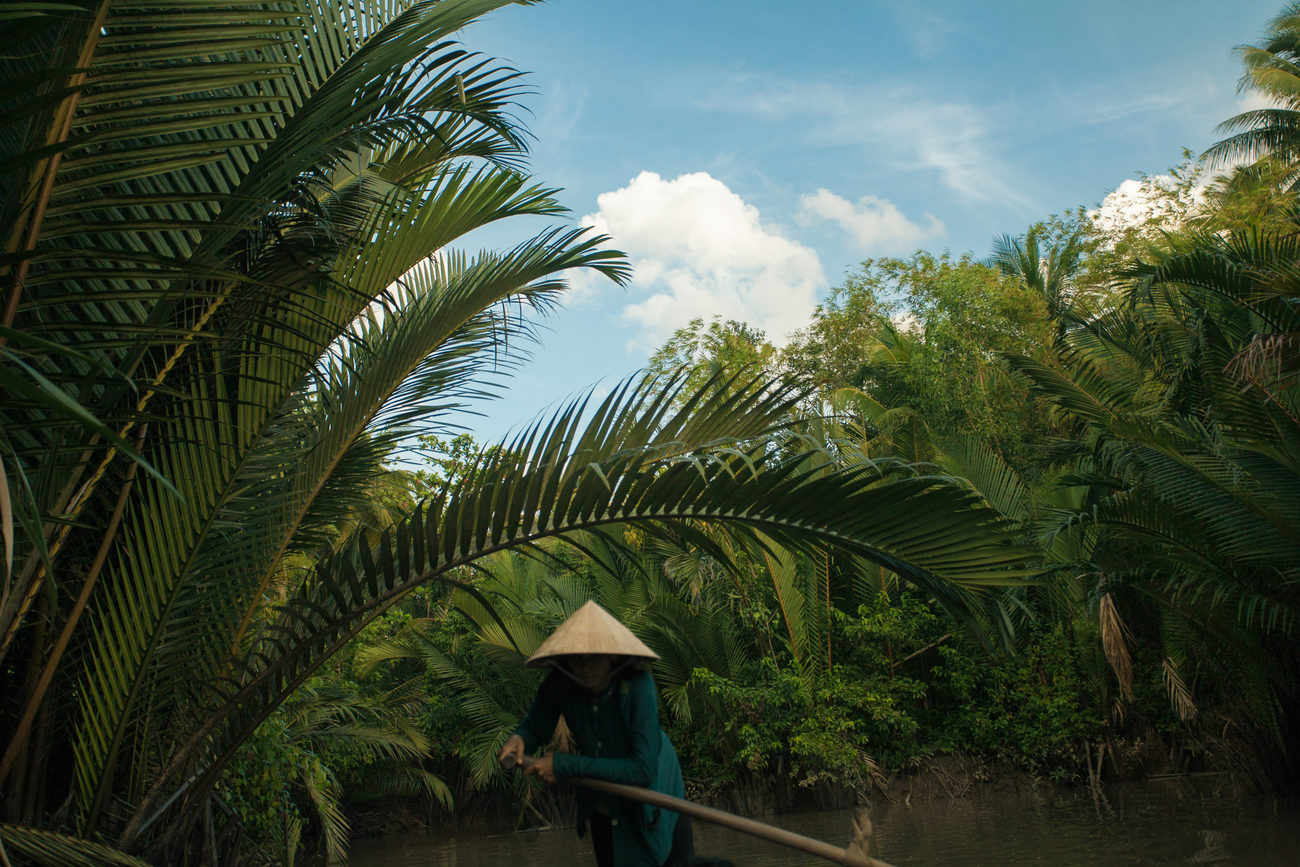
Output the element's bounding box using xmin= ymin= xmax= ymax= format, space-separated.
xmin=498 ymin=601 xmax=730 ymax=867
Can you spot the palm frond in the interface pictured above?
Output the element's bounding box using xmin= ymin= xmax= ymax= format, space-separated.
xmin=1162 ymin=657 xmax=1198 ymax=722
xmin=119 ymin=372 xmax=1032 ymax=841
xmin=0 ymin=823 xmax=148 ymax=867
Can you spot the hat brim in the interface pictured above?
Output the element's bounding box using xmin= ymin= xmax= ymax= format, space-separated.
xmin=524 ymin=600 xmax=659 ymax=667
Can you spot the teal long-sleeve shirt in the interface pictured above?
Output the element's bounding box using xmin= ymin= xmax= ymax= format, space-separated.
xmin=513 ymin=667 xmax=683 ymax=867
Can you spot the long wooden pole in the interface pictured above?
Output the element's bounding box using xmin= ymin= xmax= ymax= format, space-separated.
xmin=501 ymin=754 xmax=893 ymax=867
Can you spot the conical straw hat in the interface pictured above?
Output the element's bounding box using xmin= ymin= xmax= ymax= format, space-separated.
xmin=525 ymin=600 xmax=659 ymax=668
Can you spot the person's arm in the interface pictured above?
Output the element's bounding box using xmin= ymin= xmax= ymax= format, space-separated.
xmin=552 ymin=673 xmax=661 ymax=787
xmin=512 ymin=671 xmax=564 ymax=754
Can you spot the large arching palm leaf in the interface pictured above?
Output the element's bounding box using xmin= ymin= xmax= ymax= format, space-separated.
xmin=117 ymin=371 xmax=1033 ymax=851
xmin=61 ymin=224 xmax=623 ymax=838
xmin=2 ymin=0 xmax=631 ymax=850
xmin=0 ymin=0 xmax=535 ymax=659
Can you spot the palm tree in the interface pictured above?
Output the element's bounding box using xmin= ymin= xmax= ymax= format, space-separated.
xmin=987 ymin=227 xmax=1085 ymax=340
xmin=1 ymin=0 xmax=623 ymax=859
xmin=1006 ymin=226 xmax=1300 ymax=792
xmin=828 ymin=325 xmax=940 ymax=466
xmin=1202 ymin=2 xmax=1300 ymax=184
xmin=224 ymin=678 xmax=449 ymax=865
xmin=0 ymin=3 xmax=1036 ymax=862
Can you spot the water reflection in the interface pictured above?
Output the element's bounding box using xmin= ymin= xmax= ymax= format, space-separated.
xmin=347 ymin=780 xmax=1300 ymax=866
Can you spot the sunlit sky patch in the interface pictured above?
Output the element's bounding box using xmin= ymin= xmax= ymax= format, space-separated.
xmin=431 ymin=0 xmax=1280 ymax=444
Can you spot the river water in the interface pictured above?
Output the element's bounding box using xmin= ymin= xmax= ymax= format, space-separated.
xmin=346 ymin=778 xmax=1300 ymax=866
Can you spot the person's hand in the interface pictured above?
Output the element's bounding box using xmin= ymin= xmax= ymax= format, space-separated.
xmin=524 ymin=752 xmax=556 ymax=783
xmin=498 ymin=734 xmax=525 ymax=768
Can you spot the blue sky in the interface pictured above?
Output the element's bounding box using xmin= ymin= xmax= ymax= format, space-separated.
xmin=435 ymin=0 xmax=1282 ymax=444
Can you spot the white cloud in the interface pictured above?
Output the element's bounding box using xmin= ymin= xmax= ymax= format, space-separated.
xmin=534 ymin=78 xmax=588 ymax=142
xmin=1090 ymin=178 xmax=1164 ymax=235
xmin=891 ymin=310 xmax=920 ymax=334
xmin=883 ymin=0 xmax=956 ymax=60
xmin=1235 ymin=91 xmax=1282 ymax=115
xmin=696 ymin=74 xmax=1037 ymax=210
xmin=580 ymin=171 xmax=825 ymax=350
xmin=1088 ymin=174 xmax=1205 ymax=241
xmin=796 ymin=188 xmax=943 ymax=252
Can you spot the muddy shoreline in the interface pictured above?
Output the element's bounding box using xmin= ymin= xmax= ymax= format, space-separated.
xmin=348 ymin=739 xmax=1260 ymax=841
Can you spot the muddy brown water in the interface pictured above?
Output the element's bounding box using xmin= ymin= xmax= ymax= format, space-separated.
xmin=345 ymin=779 xmax=1300 ymax=866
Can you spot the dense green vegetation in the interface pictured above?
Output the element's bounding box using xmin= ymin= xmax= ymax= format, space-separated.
xmin=2 ymin=1 xmax=1298 ymax=865
xmin=0 ymin=1 xmax=1028 ymax=864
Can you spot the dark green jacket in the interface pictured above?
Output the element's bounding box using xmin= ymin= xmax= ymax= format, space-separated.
xmin=514 ymin=668 xmax=683 ymax=867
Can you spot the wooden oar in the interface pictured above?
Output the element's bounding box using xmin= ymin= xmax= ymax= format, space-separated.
xmin=500 ymin=753 xmax=895 ymax=867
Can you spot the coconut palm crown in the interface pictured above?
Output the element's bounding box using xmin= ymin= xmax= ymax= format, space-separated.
xmin=1203 ymin=2 xmax=1300 ymax=185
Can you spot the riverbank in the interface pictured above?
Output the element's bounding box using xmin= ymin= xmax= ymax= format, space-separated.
xmin=346 ymin=776 xmax=1300 ymax=866
xmin=347 ymin=739 xmax=1261 ymax=842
